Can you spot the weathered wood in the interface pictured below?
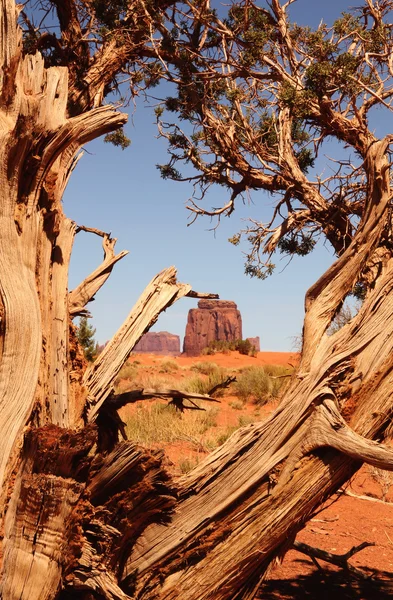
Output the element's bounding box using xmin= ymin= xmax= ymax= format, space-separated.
xmin=83 ymin=266 xmax=217 ymax=421
xmin=69 ymin=231 xmax=128 ymax=317
xmin=1 ymin=475 xmax=83 ymax=600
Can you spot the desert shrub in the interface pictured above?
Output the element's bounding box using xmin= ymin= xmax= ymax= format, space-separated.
xmin=237 ymin=339 xmax=256 ymax=356
xmin=131 ymin=373 xmax=174 ymax=389
xmin=238 ymin=414 xmax=257 ymax=427
xmin=190 ymin=361 xmax=219 ymax=375
xmin=216 ymin=425 xmax=239 ymax=446
xmin=201 ymin=339 xmax=257 ymax=356
xmin=201 ymin=340 xmax=235 ymax=355
xmin=114 ymin=361 xmax=139 ymax=385
xmin=235 ymin=365 xmax=291 ymax=405
xmin=159 ymin=359 xmax=179 ymax=373
xmin=184 ymin=367 xmax=231 ymax=396
xmin=125 ymin=402 xmax=219 ymax=445
xmin=229 ymin=400 xmax=245 ymax=410
xmin=327 ymin=302 xmax=359 ymax=336
xmin=368 ymin=466 xmax=393 ymax=501
xmin=178 ymin=456 xmax=201 ymax=474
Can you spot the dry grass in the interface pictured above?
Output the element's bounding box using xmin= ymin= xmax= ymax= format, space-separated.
xmin=159 ymin=359 xmax=179 ymax=373
xmin=125 ymin=402 xmax=219 ymax=447
xmin=235 ymin=365 xmax=292 ymax=405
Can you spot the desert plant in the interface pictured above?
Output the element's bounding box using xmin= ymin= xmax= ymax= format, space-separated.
xmin=114 ymin=361 xmax=139 ymax=385
xmin=229 ymin=400 xmax=245 ymax=410
xmin=202 ymin=339 xmax=258 ymax=357
xmin=184 ymin=368 xmax=231 ymax=397
xmin=76 ymin=317 xmax=98 ymax=362
xmin=235 ymin=365 xmax=290 ymax=405
xmin=178 ymin=456 xmax=201 ymax=474
xmin=125 ymin=403 xmax=219 ymax=445
xmin=190 ymin=361 xmax=219 ymax=375
xmin=159 ymin=359 xmax=179 ymax=373
xmin=368 ymin=466 xmax=393 ymax=502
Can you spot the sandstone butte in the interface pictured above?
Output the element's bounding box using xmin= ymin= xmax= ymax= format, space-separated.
xmin=183 ymin=299 xmax=243 ymax=356
xmin=133 ymin=331 xmax=180 ymax=355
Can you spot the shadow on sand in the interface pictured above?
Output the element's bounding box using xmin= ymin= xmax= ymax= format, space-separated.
xmin=258 ymin=559 xmax=393 ymax=599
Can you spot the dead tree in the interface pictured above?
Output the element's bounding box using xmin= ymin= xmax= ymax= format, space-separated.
xmin=1 ymin=1 xmax=393 ymax=599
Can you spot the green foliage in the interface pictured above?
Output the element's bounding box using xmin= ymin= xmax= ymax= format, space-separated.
xmin=278 ymin=233 xmax=316 ymax=257
xmin=76 ymin=317 xmax=98 ymax=362
xmin=104 ymin=128 xmax=131 ymax=150
xmin=295 ymin=148 xmax=315 ymax=174
xmin=157 ymin=164 xmax=182 ymax=180
xmin=92 ymin=0 xmax=128 ymax=28
xmin=235 ymin=365 xmax=291 ymax=405
xmin=352 ymin=282 xmax=367 ymax=301
xmin=244 ymin=262 xmax=275 ymax=280
xmin=201 ymin=339 xmax=257 ymax=356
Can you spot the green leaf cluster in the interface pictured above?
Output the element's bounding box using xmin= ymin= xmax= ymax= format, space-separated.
xmin=76 ymin=317 xmax=98 ymax=362
xmin=104 ymin=128 xmax=131 ymax=150
xmin=278 ymin=234 xmax=316 ymax=257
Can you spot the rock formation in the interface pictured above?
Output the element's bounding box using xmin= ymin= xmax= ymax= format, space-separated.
xmin=133 ymin=331 xmax=180 ymax=355
xmin=246 ymin=337 xmax=260 ymax=352
xmin=183 ymin=300 xmax=243 ymax=356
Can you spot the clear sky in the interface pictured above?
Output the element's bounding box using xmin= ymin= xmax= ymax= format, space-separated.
xmin=64 ymin=0 xmax=390 ymax=351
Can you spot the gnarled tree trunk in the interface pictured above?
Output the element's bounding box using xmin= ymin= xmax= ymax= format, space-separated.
xmin=1 ymin=1 xmax=393 ymax=599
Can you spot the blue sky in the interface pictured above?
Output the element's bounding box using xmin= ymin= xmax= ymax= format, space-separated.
xmin=64 ymin=0 xmax=388 ymax=351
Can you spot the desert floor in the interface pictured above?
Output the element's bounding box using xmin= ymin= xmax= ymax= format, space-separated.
xmin=118 ymin=351 xmax=393 ymax=599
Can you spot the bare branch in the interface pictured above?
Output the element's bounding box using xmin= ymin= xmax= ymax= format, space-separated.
xmin=69 ymin=232 xmax=128 ymax=317
xmin=83 ymin=266 xmax=218 ymax=421
xmin=106 ymin=388 xmax=221 ymax=411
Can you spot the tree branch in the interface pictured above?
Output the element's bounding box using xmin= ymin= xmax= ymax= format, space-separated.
xmin=106 ymin=388 xmax=221 ymax=412
xmin=83 ymin=266 xmax=218 ymax=421
xmin=69 ymin=231 xmax=128 ymax=317
xmin=33 ymin=105 xmax=128 ymax=203
xmin=305 ymin=399 xmax=393 ymax=471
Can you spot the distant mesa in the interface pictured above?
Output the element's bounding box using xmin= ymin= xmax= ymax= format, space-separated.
xmin=133 ymin=331 xmax=180 ymax=355
xmin=183 ymin=299 xmax=243 ymax=356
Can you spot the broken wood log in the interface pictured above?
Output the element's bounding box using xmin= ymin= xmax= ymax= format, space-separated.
xmin=82 ymin=266 xmax=218 ymax=421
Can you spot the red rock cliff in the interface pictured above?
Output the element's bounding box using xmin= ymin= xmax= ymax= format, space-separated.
xmin=183 ymin=300 xmax=243 ymax=356
xmin=133 ymin=331 xmax=180 ymax=355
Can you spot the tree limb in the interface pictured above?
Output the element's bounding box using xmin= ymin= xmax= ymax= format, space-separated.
xmin=69 ymin=231 xmax=128 ymax=317
xmin=83 ymin=266 xmax=218 ymax=421
xmin=106 ymin=388 xmax=220 ymax=412
xmin=305 ymin=399 xmax=393 ymax=471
